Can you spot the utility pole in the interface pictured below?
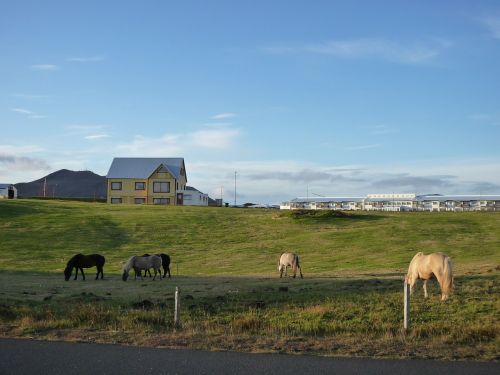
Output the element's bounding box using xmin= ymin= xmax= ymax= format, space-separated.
xmin=234 ymin=171 xmax=237 ymax=206
xmin=220 ymin=186 xmax=223 ymax=207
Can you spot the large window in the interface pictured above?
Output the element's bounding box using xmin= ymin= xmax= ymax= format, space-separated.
xmin=134 ymin=198 xmax=146 ymax=204
xmin=111 ymin=198 xmax=122 ymax=204
xmin=135 ymin=182 xmax=145 ymax=190
xmin=111 ymin=182 xmax=122 ymax=190
xmin=153 ymin=198 xmax=170 ymax=205
xmin=153 ymin=181 xmax=170 ymax=193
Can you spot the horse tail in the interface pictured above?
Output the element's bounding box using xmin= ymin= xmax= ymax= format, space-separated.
xmin=441 ymin=255 xmax=453 ymax=298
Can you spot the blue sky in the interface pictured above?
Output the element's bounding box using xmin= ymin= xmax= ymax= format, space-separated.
xmin=1 ymin=0 xmax=500 ymax=203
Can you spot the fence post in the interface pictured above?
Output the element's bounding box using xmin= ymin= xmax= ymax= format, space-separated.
xmin=174 ymin=286 xmax=181 ymax=330
xmin=404 ymin=281 xmax=410 ymax=331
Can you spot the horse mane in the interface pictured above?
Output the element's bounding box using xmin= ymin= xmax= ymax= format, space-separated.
xmin=123 ymin=256 xmax=137 ymax=272
xmin=66 ymin=253 xmax=83 ymax=268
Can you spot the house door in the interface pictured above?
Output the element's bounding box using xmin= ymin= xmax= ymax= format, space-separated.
xmin=177 ymin=193 xmax=183 ymax=205
xmin=8 ymin=187 xmax=14 ymax=199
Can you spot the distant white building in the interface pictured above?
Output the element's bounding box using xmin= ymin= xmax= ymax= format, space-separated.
xmin=281 ymin=193 xmax=500 ymax=212
xmin=177 ymin=186 xmax=209 ymax=206
xmin=0 ymin=184 xmax=17 ymax=199
xmin=280 ymin=197 xmax=365 ymax=211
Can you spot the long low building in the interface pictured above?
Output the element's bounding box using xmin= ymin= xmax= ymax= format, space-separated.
xmin=280 ymin=193 xmax=500 ymax=212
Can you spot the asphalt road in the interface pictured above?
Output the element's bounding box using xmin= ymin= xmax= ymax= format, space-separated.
xmin=0 ymin=338 xmax=497 ymax=375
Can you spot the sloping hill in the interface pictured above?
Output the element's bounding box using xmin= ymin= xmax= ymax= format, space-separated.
xmin=14 ymin=169 xmax=106 ymax=198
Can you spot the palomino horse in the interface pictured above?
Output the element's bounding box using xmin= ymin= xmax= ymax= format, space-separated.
xmin=122 ymin=255 xmax=162 ymax=281
xmin=405 ymin=252 xmax=453 ymax=301
xmin=141 ymin=253 xmax=171 ymax=278
xmin=278 ymin=252 xmax=303 ymax=278
xmin=64 ymin=253 xmax=105 ymax=281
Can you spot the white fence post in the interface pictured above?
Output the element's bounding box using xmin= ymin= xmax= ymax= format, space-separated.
xmin=174 ymin=286 xmax=181 ymax=329
xmin=404 ymin=281 xmax=410 ymax=331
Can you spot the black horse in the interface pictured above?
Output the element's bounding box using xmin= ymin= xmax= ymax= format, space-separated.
xmin=64 ymin=253 xmax=105 ymax=281
xmin=141 ymin=253 xmax=171 ymax=278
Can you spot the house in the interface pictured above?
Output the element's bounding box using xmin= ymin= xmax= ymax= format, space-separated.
xmin=0 ymin=184 xmax=17 ymax=199
xmin=106 ymin=157 xmax=187 ymax=205
xmin=177 ymin=186 xmax=209 ymax=206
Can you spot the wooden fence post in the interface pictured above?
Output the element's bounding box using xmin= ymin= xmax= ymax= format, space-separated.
xmin=174 ymin=286 xmax=181 ymax=329
xmin=404 ymin=281 xmax=410 ymax=331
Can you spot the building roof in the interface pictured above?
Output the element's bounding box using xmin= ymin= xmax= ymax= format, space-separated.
xmin=290 ymin=197 xmax=365 ymax=203
xmin=106 ymin=158 xmax=185 ymax=179
xmin=417 ymin=195 xmax=500 ymax=202
xmin=365 ymin=197 xmax=415 ymax=202
xmin=0 ymin=184 xmax=14 ymax=189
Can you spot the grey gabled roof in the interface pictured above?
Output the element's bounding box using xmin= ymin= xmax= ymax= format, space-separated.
xmin=106 ymin=158 xmax=185 ymax=180
xmin=417 ymin=195 xmax=500 ymax=202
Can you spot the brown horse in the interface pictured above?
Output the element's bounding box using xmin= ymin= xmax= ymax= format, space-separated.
xmin=405 ymin=252 xmax=453 ymax=301
xmin=64 ymin=253 xmax=105 ymax=281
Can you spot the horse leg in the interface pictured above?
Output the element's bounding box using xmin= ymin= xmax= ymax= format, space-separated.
xmin=423 ymin=279 xmax=429 ymax=298
xmin=152 ymin=268 xmax=157 ymax=281
xmin=95 ymin=267 xmax=99 ymax=280
xmin=74 ymin=267 xmax=78 ymax=280
xmin=299 ymin=266 xmax=304 ymax=279
xmin=279 ymin=265 xmax=283 ymax=278
xmin=81 ymin=268 xmax=85 ymax=281
xmin=167 ymin=266 xmax=171 ymax=278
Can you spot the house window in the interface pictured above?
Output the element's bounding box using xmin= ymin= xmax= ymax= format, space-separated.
xmin=111 ymin=198 xmax=122 ymax=204
xmin=153 ymin=198 xmax=170 ymax=205
xmin=135 ymin=198 xmax=146 ymax=204
xmin=111 ymin=182 xmax=122 ymax=190
xmin=184 ymin=194 xmax=192 ymax=200
xmin=135 ymin=182 xmax=145 ymax=190
xmin=153 ymin=181 xmax=170 ymax=193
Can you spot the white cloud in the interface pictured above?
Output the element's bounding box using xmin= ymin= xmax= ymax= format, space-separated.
xmin=84 ymin=134 xmax=110 ymax=140
xmin=30 ymin=64 xmax=59 ymax=71
xmin=12 ymin=108 xmax=33 ymax=115
xmin=66 ymin=56 xmax=105 ymax=62
xmin=116 ymin=126 xmax=241 ymax=156
xmin=263 ymin=37 xmax=452 ymax=65
xmin=211 ymin=112 xmax=236 ymax=120
xmin=482 ymin=16 xmax=500 ymax=39
xmin=0 ymin=144 xmax=50 ymax=182
xmin=345 ymin=144 xmax=381 ymax=151
xmin=11 ymin=108 xmax=45 ymax=119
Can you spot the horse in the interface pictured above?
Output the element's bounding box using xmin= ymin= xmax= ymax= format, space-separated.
xmin=122 ymin=255 xmax=162 ymax=281
xmin=64 ymin=253 xmax=105 ymax=281
xmin=141 ymin=253 xmax=171 ymax=278
xmin=278 ymin=252 xmax=303 ymax=278
xmin=405 ymin=252 xmax=453 ymax=301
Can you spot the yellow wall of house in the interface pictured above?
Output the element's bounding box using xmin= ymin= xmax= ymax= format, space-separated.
xmin=107 ymin=176 xmax=176 ymax=205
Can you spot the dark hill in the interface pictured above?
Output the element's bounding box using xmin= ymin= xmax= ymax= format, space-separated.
xmin=15 ymin=169 xmax=106 ymax=198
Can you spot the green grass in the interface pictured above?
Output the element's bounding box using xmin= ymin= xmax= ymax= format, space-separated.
xmin=0 ymin=200 xmax=499 ymax=360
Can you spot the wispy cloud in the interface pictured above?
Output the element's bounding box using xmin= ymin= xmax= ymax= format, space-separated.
xmin=12 ymin=108 xmax=33 ymax=115
xmin=30 ymin=64 xmax=59 ymax=71
xmin=211 ymin=112 xmax=236 ymax=120
xmin=84 ymin=134 xmax=110 ymax=140
xmin=345 ymin=144 xmax=381 ymax=151
xmin=263 ymin=37 xmax=452 ymax=65
xmin=11 ymin=108 xmax=45 ymax=119
xmin=0 ymin=144 xmax=50 ymax=179
xmin=481 ymin=16 xmax=500 ymax=39
xmin=116 ymin=126 xmax=241 ymax=156
xmin=364 ymin=125 xmax=399 ymax=135
xmin=10 ymin=93 xmax=50 ymax=99
xmin=66 ymin=56 xmax=105 ymax=62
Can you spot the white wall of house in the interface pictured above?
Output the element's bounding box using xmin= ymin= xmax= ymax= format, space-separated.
xmin=0 ymin=184 xmax=17 ymax=199
xmin=178 ymin=189 xmax=209 ymax=206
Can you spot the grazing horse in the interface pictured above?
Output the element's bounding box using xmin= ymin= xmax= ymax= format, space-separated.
xmin=278 ymin=252 xmax=303 ymax=279
xmin=122 ymin=255 xmax=162 ymax=281
xmin=141 ymin=253 xmax=171 ymax=278
xmin=405 ymin=252 xmax=453 ymax=301
xmin=64 ymin=253 xmax=105 ymax=281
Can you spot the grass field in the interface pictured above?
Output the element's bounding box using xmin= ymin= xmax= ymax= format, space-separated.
xmin=0 ymin=199 xmax=499 ymax=360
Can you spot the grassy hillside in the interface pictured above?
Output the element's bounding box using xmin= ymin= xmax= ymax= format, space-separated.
xmin=1 ymin=200 xmax=498 ymax=360
xmin=0 ymin=200 xmax=499 ymax=275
